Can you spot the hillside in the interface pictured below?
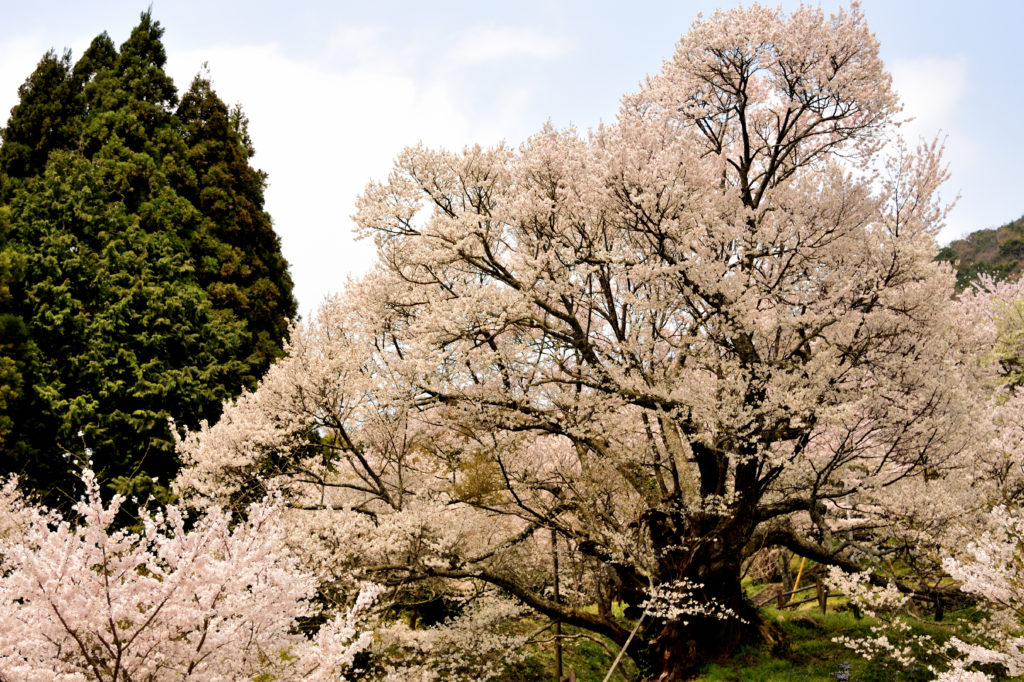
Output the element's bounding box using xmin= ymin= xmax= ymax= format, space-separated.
xmin=939 ymin=215 xmax=1024 ymax=289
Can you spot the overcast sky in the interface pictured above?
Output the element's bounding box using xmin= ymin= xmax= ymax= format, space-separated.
xmin=1 ymin=1 xmax=1020 ymax=316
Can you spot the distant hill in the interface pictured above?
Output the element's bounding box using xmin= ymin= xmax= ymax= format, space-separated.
xmin=938 ymin=215 xmax=1024 ymax=290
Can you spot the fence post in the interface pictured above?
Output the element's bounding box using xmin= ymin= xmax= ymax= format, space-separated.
xmin=816 ymin=578 xmax=828 ymax=614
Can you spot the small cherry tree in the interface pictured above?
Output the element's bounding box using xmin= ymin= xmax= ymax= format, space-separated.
xmin=935 ymin=505 xmax=1024 ymax=681
xmin=827 ymin=503 xmax=1024 ymax=682
xmin=829 ymin=278 xmax=1024 ymax=682
xmin=0 ymin=470 xmax=377 ymax=681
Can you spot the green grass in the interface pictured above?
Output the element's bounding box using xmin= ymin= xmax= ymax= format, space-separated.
xmin=497 ymin=605 xmax=977 ymax=682
xmin=498 ymin=618 xmax=638 ymax=682
xmin=696 ymin=609 xmax=947 ymax=681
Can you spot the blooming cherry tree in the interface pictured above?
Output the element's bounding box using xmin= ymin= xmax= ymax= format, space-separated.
xmin=936 ymin=505 xmax=1024 ymax=680
xmin=176 ymin=4 xmax=985 ymax=679
xmin=0 ymin=470 xmax=377 ymax=681
xmin=830 ymin=503 xmax=1024 ymax=681
xmin=821 ymin=277 xmax=1024 ymax=681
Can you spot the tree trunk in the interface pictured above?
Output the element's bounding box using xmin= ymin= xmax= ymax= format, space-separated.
xmin=642 ymin=509 xmax=764 ymax=681
xmin=644 ymin=559 xmax=762 ymax=681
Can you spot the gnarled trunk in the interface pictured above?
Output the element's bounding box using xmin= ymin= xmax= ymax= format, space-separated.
xmin=641 ymin=511 xmax=764 ymax=680
xmin=644 ymin=562 xmax=762 ymax=681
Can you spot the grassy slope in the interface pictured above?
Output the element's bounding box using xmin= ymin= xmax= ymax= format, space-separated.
xmin=695 ymin=608 xmax=949 ymax=682
xmin=499 ymin=603 xmax=985 ymax=682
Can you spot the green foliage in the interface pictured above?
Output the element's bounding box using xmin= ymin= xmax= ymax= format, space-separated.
xmin=0 ymin=12 xmax=295 ymax=503
xmin=0 ymin=206 xmax=34 ymax=453
xmin=0 ymin=50 xmax=81 ymax=194
xmin=938 ymin=214 xmax=1024 ymax=290
xmin=176 ymin=73 xmax=295 ymax=383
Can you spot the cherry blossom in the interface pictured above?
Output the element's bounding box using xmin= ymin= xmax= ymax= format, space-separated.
xmin=0 ymin=470 xmax=377 ymax=681
xmin=174 ymin=4 xmax=987 ymax=679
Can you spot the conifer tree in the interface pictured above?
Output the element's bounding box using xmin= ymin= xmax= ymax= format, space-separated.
xmin=0 ymin=209 xmax=33 ymax=454
xmin=0 ymin=13 xmax=295 ymax=503
xmin=0 ymin=50 xmax=80 ymax=199
xmin=0 ymin=49 xmax=81 ymax=492
xmin=177 ymin=74 xmax=296 ymax=385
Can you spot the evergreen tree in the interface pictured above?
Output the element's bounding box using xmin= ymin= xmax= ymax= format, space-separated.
xmin=0 ymin=50 xmax=80 ymax=200
xmin=0 ymin=207 xmax=34 ymax=454
xmin=0 ymin=49 xmax=82 ymax=493
xmin=177 ymin=74 xmax=296 ymax=387
xmin=0 ymin=13 xmax=295 ymax=503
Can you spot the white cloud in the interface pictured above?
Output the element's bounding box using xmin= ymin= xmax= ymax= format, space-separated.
xmin=323 ymin=25 xmax=411 ymax=72
xmin=446 ymin=27 xmax=568 ymax=68
xmin=890 ymin=56 xmax=978 ymax=241
xmin=325 ymin=25 xmax=388 ymax=58
xmin=890 ymin=55 xmax=968 ymax=141
xmin=167 ymin=32 xmax=546 ymax=317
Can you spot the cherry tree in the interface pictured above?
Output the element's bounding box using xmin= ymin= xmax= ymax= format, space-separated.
xmin=0 ymin=470 xmax=377 ymax=681
xmin=751 ymin=272 xmax=1024 ymax=682
xmin=175 ymin=298 xmax=539 ymax=681
xmin=176 ymin=4 xmax=983 ymax=679
xmin=827 ymin=474 xmax=1024 ymax=681
xmin=832 ymin=504 xmax=1024 ymax=682
xmin=935 ymin=505 xmax=1024 ymax=681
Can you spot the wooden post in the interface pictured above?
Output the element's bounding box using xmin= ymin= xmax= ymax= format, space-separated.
xmin=816 ymin=577 xmax=828 ymax=614
xmin=552 ymin=528 xmax=563 ymax=682
xmin=779 ymin=550 xmax=794 ymax=594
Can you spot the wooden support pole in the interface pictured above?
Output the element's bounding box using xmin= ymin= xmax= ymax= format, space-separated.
xmin=788 ymin=556 xmax=807 ymax=605
xmin=602 ymin=613 xmax=645 ymax=682
xmin=552 ymin=528 xmax=563 ymax=682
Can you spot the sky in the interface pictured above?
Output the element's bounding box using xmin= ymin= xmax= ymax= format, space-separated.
xmin=1 ymin=1 xmax=1020 ymax=317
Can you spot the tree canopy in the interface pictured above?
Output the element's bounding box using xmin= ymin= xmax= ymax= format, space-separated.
xmin=174 ymin=5 xmax=990 ymax=680
xmin=0 ymin=13 xmax=296 ymax=502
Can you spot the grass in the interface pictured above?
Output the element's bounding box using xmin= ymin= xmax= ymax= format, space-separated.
xmin=499 ymin=617 xmax=638 ymax=682
xmin=695 ymin=608 xmax=948 ymax=681
xmin=497 ymin=603 xmax=978 ymax=681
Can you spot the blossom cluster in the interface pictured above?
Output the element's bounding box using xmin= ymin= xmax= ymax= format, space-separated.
xmin=0 ymin=470 xmax=377 ymax=681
